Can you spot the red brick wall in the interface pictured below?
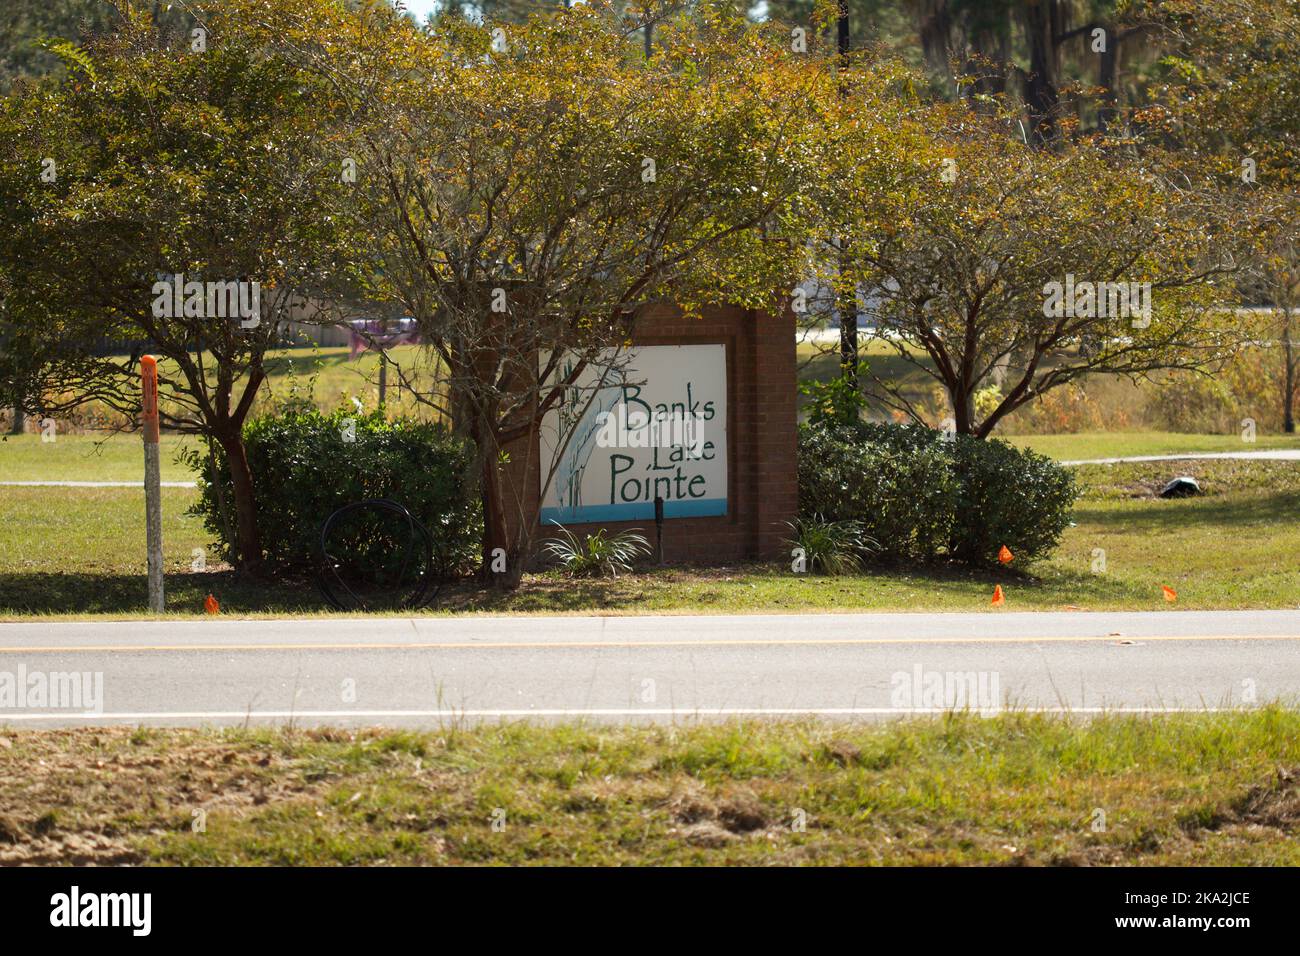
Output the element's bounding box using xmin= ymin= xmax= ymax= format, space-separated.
xmin=504 ymin=302 xmax=797 ymax=565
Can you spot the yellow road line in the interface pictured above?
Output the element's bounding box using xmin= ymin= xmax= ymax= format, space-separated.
xmin=0 ymin=633 xmax=1296 ymax=653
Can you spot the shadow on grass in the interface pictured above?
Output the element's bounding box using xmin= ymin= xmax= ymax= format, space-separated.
xmin=0 ymin=554 xmax=1174 ymax=617
xmin=1075 ymin=489 xmax=1300 ymax=533
xmin=0 ymin=569 xmax=644 ymax=616
xmin=449 ymin=558 xmax=1153 ymax=613
xmin=859 ymin=558 xmax=1158 ymax=605
xmin=439 ymin=576 xmax=650 ymax=613
xmin=0 ymin=571 xmax=333 ymax=616
xmin=0 ymin=568 xmax=621 ymax=615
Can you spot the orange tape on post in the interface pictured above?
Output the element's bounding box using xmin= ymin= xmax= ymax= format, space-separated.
xmin=140 ymin=356 xmax=160 ymax=444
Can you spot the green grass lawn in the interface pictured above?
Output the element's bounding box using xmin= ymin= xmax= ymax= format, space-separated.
xmin=1 ymin=459 xmax=1296 ymax=617
xmin=259 ymin=344 xmax=435 ymax=415
xmin=0 ymin=434 xmax=197 ymax=482
xmin=2 ymin=711 xmax=1297 ymax=865
xmin=1009 ymin=431 xmax=1300 ymax=461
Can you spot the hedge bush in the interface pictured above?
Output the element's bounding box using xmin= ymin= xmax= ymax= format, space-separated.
xmin=947 ymin=433 xmax=1079 ymax=563
xmin=798 ymin=420 xmax=1077 ymax=565
xmin=185 ymin=409 xmax=481 ymax=576
xmin=798 ymin=422 xmax=955 ymax=560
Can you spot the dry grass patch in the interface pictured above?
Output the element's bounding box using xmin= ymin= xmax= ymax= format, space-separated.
xmin=1 ymin=713 xmax=1299 ymax=866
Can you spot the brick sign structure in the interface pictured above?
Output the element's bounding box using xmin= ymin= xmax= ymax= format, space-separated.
xmin=507 ymin=302 xmax=797 ymax=564
xmin=539 ymin=342 xmax=729 ymax=524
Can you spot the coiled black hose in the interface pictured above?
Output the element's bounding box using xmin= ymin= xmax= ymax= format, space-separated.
xmin=317 ymin=498 xmax=440 ymax=611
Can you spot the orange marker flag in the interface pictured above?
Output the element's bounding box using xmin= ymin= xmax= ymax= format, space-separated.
xmin=991 ymin=584 xmax=1005 ymax=607
xmin=204 ymin=594 xmax=220 ymax=614
xmin=1161 ymin=585 xmax=1177 ymax=603
xmin=997 ymin=545 xmax=1014 ymax=565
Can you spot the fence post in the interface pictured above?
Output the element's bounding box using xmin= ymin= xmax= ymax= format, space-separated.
xmin=141 ymin=356 xmax=164 ymax=613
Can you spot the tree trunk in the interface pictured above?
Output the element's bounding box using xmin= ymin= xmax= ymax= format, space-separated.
xmin=952 ymin=380 xmax=978 ymax=436
xmin=1097 ymin=31 xmax=1119 ymax=132
xmin=1284 ymin=305 xmax=1297 ymax=434
xmin=475 ymin=426 xmax=520 ymax=590
xmin=9 ymin=405 xmax=24 ymax=435
xmin=1020 ymin=0 xmax=1064 ymax=145
xmin=836 ymin=1 xmax=858 ymax=380
xmin=216 ymin=428 xmax=263 ymax=575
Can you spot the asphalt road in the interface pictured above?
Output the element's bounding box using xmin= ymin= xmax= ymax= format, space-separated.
xmin=1 ymin=610 xmax=1297 ymax=727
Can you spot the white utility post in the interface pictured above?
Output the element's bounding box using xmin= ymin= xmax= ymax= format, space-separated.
xmin=141 ymin=355 xmax=164 ymax=612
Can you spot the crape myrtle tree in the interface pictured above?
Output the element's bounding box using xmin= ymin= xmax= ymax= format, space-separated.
xmin=253 ymin=0 xmax=844 ymax=587
xmin=0 ymin=1 xmax=360 ymax=571
xmin=832 ymin=100 xmax=1249 ymax=437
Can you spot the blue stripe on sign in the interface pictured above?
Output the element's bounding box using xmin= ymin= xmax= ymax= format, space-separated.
xmin=540 ymin=498 xmax=727 ymax=524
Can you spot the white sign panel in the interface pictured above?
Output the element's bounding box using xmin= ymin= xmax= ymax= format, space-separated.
xmin=540 ymin=345 xmax=727 ymax=524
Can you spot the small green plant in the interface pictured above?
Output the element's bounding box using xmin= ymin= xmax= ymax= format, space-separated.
xmin=784 ymin=517 xmax=874 ymax=575
xmin=541 ymin=524 xmax=651 ymax=578
xmin=799 ymin=373 xmax=868 ymax=427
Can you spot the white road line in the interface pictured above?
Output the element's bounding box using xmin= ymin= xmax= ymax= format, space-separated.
xmin=0 ymin=706 xmax=1257 ymax=721
xmin=1 ymin=633 xmax=1296 ymax=652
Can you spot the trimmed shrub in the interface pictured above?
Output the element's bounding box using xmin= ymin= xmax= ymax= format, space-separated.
xmin=798 ymin=421 xmax=956 ymax=560
xmin=184 ymin=409 xmax=480 ymax=576
xmin=947 ymin=436 xmax=1078 ymax=564
xmin=798 ymin=420 xmax=1078 ymax=565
